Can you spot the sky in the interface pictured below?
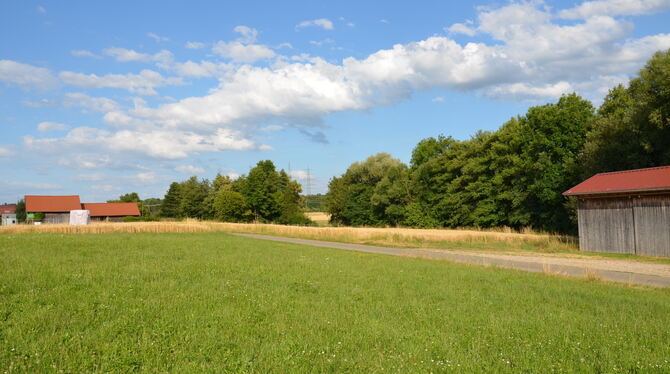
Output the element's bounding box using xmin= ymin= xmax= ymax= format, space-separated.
xmin=1 ymin=0 xmax=670 ymax=203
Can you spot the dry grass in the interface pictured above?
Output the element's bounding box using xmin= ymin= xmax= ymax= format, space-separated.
xmin=0 ymin=220 xmax=212 ymax=234
xmin=305 ymin=212 xmax=331 ymax=223
xmin=0 ymin=220 xmax=577 ymax=253
xmin=206 ymin=222 xmax=577 ymax=253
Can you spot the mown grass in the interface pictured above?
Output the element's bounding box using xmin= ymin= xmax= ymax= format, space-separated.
xmin=2 ymin=232 xmax=670 ymax=373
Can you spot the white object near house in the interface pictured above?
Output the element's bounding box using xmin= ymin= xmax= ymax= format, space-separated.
xmin=1 ymin=213 xmax=17 ymax=226
xmin=69 ymin=210 xmax=90 ymax=225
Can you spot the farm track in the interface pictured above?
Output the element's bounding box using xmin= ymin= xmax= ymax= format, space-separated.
xmin=233 ymin=233 xmax=670 ymax=288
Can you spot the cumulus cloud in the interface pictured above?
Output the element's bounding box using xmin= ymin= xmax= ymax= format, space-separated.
xmin=147 ymin=32 xmax=169 ymax=42
xmin=0 ymin=60 xmax=58 ymax=90
xmin=296 ymin=18 xmax=334 ymax=30
xmin=446 ymin=22 xmax=476 ymax=36
xmin=289 ymin=170 xmax=310 ymax=179
xmin=63 ymin=93 xmax=119 ymax=112
xmin=185 ymin=41 xmax=206 ymax=49
xmin=59 ymin=69 xmax=182 ymax=95
xmin=37 ymin=121 xmax=69 ymax=132
xmin=0 ymin=146 xmax=14 ymax=156
xmin=25 ymin=126 xmax=257 ymax=159
xmin=103 ymin=48 xmax=174 ymax=67
xmin=71 ymin=50 xmax=101 ymax=58
xmin=559 ymin=0 xmax=670 ymax=19
xmin=432 ymin=96 xmax=445 ymax=102
xmin=20 ymin=1 xmax=670 ymax=161
xmin=211 ymin=25 xmax=276 ymax=63
xmin=175 ymin=165 xmax=205 ymax=174
xmin=212 ymin=41 xmax=276 ymax=63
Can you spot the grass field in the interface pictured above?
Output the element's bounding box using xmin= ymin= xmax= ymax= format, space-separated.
xmin=2 ymin=232 xmax=670 ymax=372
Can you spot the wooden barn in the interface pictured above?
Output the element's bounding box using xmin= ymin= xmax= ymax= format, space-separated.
xmin=82 ymin=202 xmax=141 ymax=222
xmin=563 ymin=165 xmax=670 ymax=257
xmin=25 ymin=195 xmax=82 ymax=224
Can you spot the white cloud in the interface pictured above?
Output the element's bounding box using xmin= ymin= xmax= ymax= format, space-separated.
xmin=147 ymin=32 xmax=169 ymax=42
xmin=71 ymin=50 xmax=101 ymax=58
xmin=175 ymin=165 xmax=205 ymax=174
xmin=104 ymin=47 xmax=151 ymax=62
xmin=136 ymin=172 xmax=158 ymax=184
xmin=289 ymin=170 xmax=310 ymax=180
xmin=0 ymin=146 xmax=14 ymax=156
xmin=446 ymin=23 xmax=476 ymax=36
xmin=379 ymin=19 xmax=390 ymax=24
xmin=172 ymin=60 xmax=232 ymax=78
xmin=59 ymin=69 xmax=183 ymax=95
xmin=63 ymin=93 xmax=119 ymax=112
xmin=185 ymin=41 xmax=206 ymax=49
xmin=261 ymin=124 xmax=283 ymax=132
xmin=25 ymin=126 xmax=257 ymax=159
xmin=296 ymin=18 xmax=334 ymax=30
xmin=37 ymin=121 xmax=69 ymax=132
xmin=37 ymin=5 xmax=46 ymax=14
xmin=233 ymin=25 xmax=258 ymax=43
xmin=0 ymin=60 xmax=57 ymax=90
xmin=21 ymin=0 xmax=670 ymax=161
xmin=309 ymin=39 xmax=335 ymax=47
xmin=212 ymin=41 xmax=275 ymax=63
xmin=559 ymin=0 xmax=670 ymax=19
xmin=432 ymin=96 xmax=445 ymax=102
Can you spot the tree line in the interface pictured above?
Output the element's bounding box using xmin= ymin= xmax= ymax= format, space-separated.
xmin=159 ymin=160 xmax=311 ymax=225
xmin=325 ymin=49 xmax=670 ymax=233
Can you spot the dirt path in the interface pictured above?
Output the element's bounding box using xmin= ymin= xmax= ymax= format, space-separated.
xmin=232 ymin=233 xmax=670 ymax=288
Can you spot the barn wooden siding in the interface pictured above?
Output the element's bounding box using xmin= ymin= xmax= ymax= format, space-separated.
xmin=577 ymin=194 xmax=670 ymax=257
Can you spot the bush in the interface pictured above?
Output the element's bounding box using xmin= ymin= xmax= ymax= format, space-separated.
xmin=122 ymin=216 xmax=159 ymax=222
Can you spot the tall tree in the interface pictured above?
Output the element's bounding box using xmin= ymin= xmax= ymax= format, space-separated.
xmin=160 ymin=182 xmax=182 ymax=218
xmin=582 ymin=49 xmax=670 ymax=176
xmin=242 ymin=160 xmax=281 ymax=221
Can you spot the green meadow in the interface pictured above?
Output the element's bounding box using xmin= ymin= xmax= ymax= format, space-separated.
xmin=2 ymin=233 xmax=670 ymax=373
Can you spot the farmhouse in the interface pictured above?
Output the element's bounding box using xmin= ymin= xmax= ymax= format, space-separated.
xmin=563 ymin=165 xmax=670 ymax=257
xmin=25 ymin=195 xmax=141 ymax=223
xmin=25 ymin=195 xmax=82 ymax=224
xmin=82 ymin=202 xmax=141 ymax=222
xmin=1 ymin=203 xmax=17 ymax=226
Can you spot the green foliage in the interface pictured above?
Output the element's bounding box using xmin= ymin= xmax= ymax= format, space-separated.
xmin=326 ymin=153 xmax=407 ymax=226
xmin=3 ymin=233 xmax=670 ymax=372
xmin=15 ymin=199 xmax=26 ymax=223
xmin=178 ymin=177 xmax=212 ymax=219
xmin=213 ymin=188 xmax=251 ymax=222
xmin=122 ymin=215 xmax=159 ymax=222
xmin=162 ymin=162 xmax=310 ymax=225
xmin=160 ymin=182 xmax=182 ymax=218
xmin=303 ymin=194 xmax=326 ymax=212
xmin=582 ymin=49 xmax=670 ymax=175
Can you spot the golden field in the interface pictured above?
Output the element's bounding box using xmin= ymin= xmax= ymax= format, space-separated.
xmin=0 ymin=220 xmax=577 ymax=253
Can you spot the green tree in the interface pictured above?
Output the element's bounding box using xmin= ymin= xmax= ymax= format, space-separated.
xmin=277 ymin=180 xmax=311 ymax=225
xmin=160 ymin=182 xmax=182 ymax=218
xmin=15 ymin=199 xmax=26 ymax=223
xmin=213 ymin=187 xmax=251 ymax=222
xmin=242 ymin=160 xmax=281 ymax=221
xmin=179 ymin=177 xmax=211 ymax=219
xmin=582 ymin=49 xmax=670 ymax=175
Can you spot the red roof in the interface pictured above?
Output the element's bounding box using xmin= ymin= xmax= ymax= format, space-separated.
xmin=25 ymin=195 xmax=82 ymax=212
xmin=564 ymin=165 xmax=670 ymax=196
xmin=82 ymin=202 xmax=141 ymax=217
xmin=0 ymin=204 xmax=16 ymax=214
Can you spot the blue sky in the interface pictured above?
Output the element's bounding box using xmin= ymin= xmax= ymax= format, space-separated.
xmin=1 ymin=0 xmax=670 ymax=203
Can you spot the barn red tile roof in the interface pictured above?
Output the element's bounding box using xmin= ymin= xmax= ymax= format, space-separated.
xmin=563 ymin=165 xmax=670 ymax=196
xmin=82 ymin=202 xmax=141 ymax=217
xmin=1 ymin=204 xmax=16 ymax=214
xmin=25 ymin=195 xmax=82 ymax=212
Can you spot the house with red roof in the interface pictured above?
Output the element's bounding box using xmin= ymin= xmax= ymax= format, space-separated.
xmin=82 ymin=202 xmax=141 ymax=222
xmin=564 ymin=165 xmax=670 ymax=257
xmin=24 ymin=195 xmax=140 ymax=224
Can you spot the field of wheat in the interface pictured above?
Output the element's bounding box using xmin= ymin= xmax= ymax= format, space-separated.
xmin=0 ymin=220 xmax=577 ymax=253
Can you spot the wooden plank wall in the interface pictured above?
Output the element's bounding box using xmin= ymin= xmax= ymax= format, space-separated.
xmin=577 ymin=198 xmax=635 ymax=254
xmin=577 ymin=194 xmax=670 ymax=257
xmin=633 ymin=195 xmax=670 ymax=257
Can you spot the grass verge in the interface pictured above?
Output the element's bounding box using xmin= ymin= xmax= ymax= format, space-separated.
xmin=2 ymin=232 xmax=670 ymax=372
